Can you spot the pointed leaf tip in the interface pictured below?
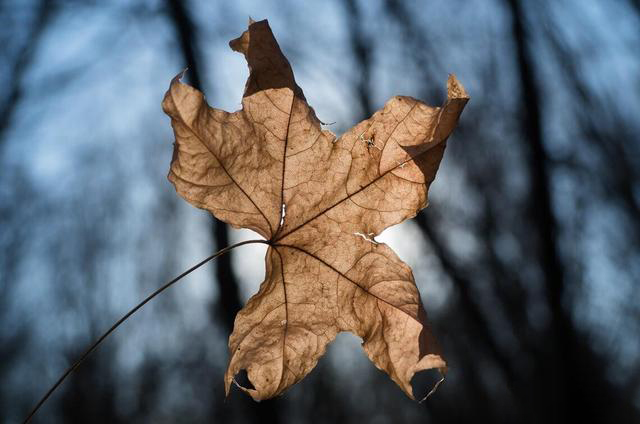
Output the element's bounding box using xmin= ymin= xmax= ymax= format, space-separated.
xmin=447 ymin=74 xmax=469 ymax=100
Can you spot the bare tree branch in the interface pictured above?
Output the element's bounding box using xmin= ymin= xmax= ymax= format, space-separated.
xmin=0 ymin=0 xmax=56 ymax=154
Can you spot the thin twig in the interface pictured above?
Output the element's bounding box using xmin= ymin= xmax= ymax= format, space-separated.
xmin=22 ymin=238 xmax=268 ymax=424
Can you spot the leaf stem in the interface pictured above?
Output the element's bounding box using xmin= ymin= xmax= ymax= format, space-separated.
xmin=22 ymin=238 xmax=268 ymax=424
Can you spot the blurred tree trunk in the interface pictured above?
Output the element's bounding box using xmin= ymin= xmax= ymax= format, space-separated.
xmin=344 ymin=0 xmax=373 ymax=119
xmin=505 ymin=1 xmax=626 ymax=422
xmin=505 ymin=1 xmax=571 ymax=421
xmin=164 ymin=1 xmax=280 ymax=422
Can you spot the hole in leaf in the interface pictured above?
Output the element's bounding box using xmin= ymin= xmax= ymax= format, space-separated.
xmin=411 ymin=368 xmax=444 ymax=401
xmin=235 ymin=369 xmax=255 ymax=390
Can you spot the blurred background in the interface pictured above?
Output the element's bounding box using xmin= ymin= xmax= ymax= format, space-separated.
xmin=1 ymin=0 xmax=639 ymax=423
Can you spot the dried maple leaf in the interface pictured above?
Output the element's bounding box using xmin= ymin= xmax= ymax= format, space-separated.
xmin=162 ymin=19 xmax=468 ymax=401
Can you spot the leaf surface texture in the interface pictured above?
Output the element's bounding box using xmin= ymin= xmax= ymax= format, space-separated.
xmin=162 ymin=19 xmax=468 ymax=400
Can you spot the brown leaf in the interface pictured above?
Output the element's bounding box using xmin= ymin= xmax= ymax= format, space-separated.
xmin=162 ymin=19 xmax=468 ymax=401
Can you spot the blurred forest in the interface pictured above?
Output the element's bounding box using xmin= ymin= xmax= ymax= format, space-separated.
xmin=1 ymin=0 xmax=639 ymax=423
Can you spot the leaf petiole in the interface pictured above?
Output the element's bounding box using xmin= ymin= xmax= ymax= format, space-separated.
xmin=22 ymin=238 xmax=268 ymax=424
